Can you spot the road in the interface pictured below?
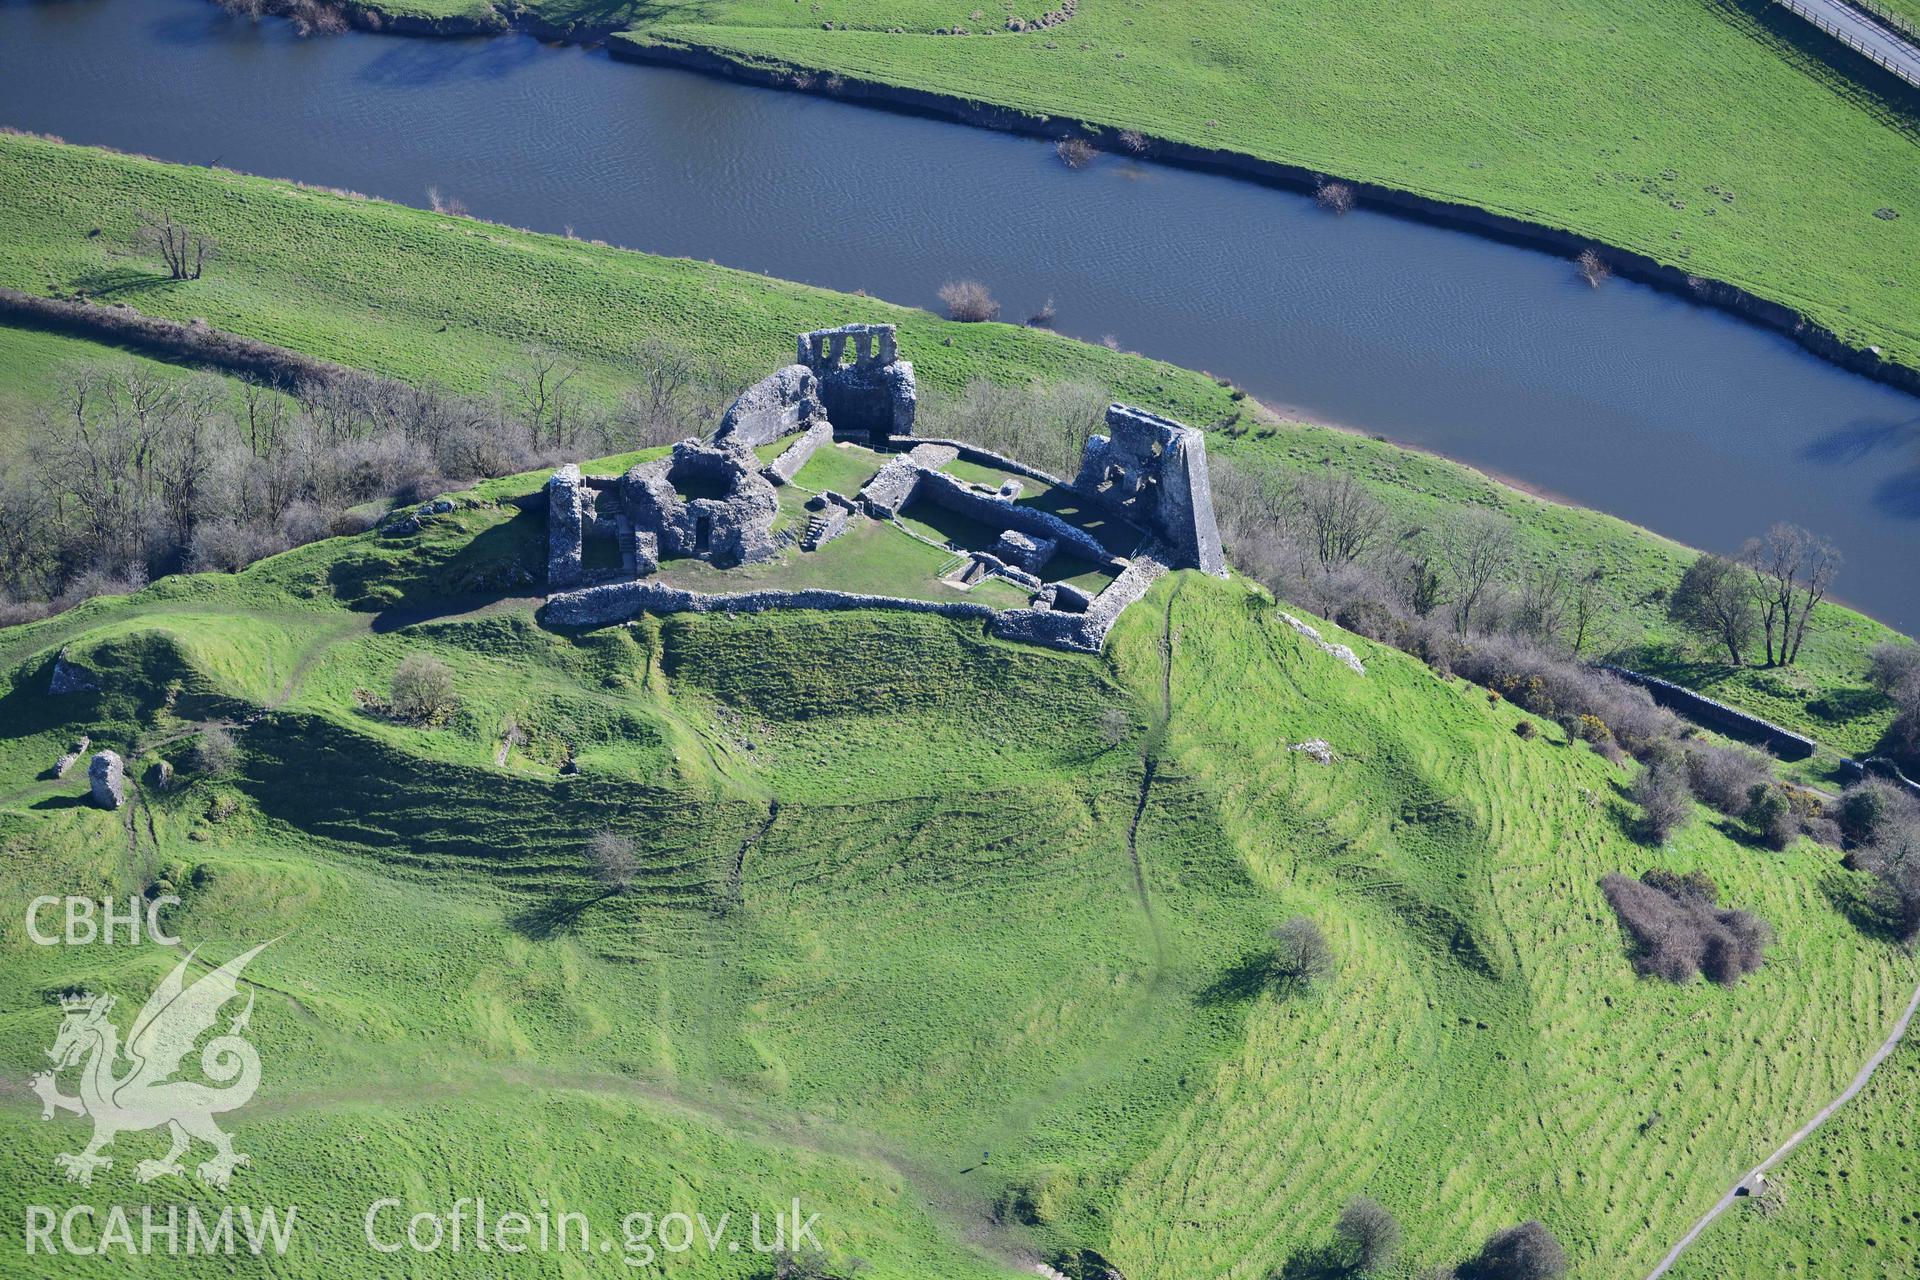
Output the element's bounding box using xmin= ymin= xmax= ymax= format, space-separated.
xmin=1777 ymin=0 xmax=1920 ymax=87
xmin=1644 ymin=974 xmax=1920 ymax=1278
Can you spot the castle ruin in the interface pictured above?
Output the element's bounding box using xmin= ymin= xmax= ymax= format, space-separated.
xmin=543 ymin=324 xmax=1225 ymax=652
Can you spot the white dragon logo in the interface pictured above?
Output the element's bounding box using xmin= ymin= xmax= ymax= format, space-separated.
xmin=28 ymin=941 xmax=271 ymax=1189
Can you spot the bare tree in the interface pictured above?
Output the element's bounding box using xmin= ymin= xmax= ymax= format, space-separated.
xmin=1270 ymin=916 xmax=1333 ymax=990
xmin=1334 ymin=1196 xmax=1401 ymax=1273
xmin=1576 ymin=249 xmax=1610 ymax=288
xmin=1669 ymin=553 xmax=1759 ymax=665
xmin=1566 ymin=561 xmax=1619 ymax=657
xmin=1739 ymin=523 xmax=1840 ymax=667
xmin=192 ymin=726 xmax=240 ymax=775
xmin=501 ymin=347 xmax=588 ymax=451
xmin=1435 ymin=510 xmax=1517 ymax=635
xmin=1315 ymin=180 xmax=1356 ymax=215
xmin=136 ymin=209 xmax=216 ymax=281
xmin=588 ymin=830 xmax=639 ymax=895
xmin=390 ymin=654 xmax=457 ymax=724
xmin=1514 ymin=560 xmax=1576 ymax=649
xmin=1293 ymin=470 xmax=1389 ymax=577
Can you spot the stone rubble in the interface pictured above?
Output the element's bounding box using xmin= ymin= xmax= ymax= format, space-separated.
xmin=1277 ymin=611 xmax=1367 ymax=675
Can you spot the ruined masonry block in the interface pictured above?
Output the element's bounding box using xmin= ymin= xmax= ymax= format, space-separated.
xmin=994 ymin=529 xmax=1057 ymax=574
xmin=547 ymin=464 xmax=585 ymax=590
xmin=716 ymin=364 xmax=821 ymax=449
xmin=1074 ymin=406 xmax=1225 ymax=576
xmin=799 ymin=323 xmax=916 ymax=439
xmin=89 ymin=750 xmax=125 ymax=810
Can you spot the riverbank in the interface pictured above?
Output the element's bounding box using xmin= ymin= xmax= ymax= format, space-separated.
xmin=205 ymin=0 xmax=1920 ymax=398
xmin=0 ymin=131 xmax=1906 ymax=754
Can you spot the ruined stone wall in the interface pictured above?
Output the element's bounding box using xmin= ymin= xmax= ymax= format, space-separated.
xmin=623 ymin=441 xmax=780 ymax=568
xmin=911 ymin=467 xmax=1111 ymax=563
xmin=991 ymin=546 xmax=1170 ymax=653
xmin=546 ymin=464 xmax=586 ymax=590
xmin=544 ymin=580 xmax=998 ymax=629
xmin=765 ymin=419 xmax=833 ymax=485
xmin=1075 ymin=405 xmax=1225 ymax=575
xmin=799 ymin=323 xmax=917 ymax=439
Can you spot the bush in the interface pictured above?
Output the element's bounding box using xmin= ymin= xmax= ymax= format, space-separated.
xmin=1055 ymin=136 xmax=1098 ymax=169
xmin=588 ymin=830 xmax=638 ymax=894
xmin=1685 ymin=742 xmax=1771 ymax=817
xmin=1839 ymin=779 xmax=1918 ymax=845
xmin=1334 ymin=1196 xmax=1401 ymax=1273
xmin=1513 ymin=719 xmax=1538 ymax=741
xmin=389 ymin=653 xmax=457 ymax=725
xmin=1270 ymin=916 xmax=1333 ymax=990
xmin=1642 ymin=867 xmax=1717 ymax=904
xmin=1460 ymin=1221 xmax=1567 ymax=1280
xmin=1868 ymin=640 xmax=1920 ymax=702
xmin=1315 ymin=180 xmax=1356 ymax=214
xmin=938 ymin=280 xmax=1001 ymax=322
xmin=191 ymin=725 xmax=239 ymax=775
xmin=1745 ymin=785 xmax=1796 ymax=850
xmin=1602 ymin=872 xmax=1771 ymax=985
xmin=1629 ymin=758 xmax=1694 ymax=844
xmin=1855 ymin=821 xmax=1920 ymax=942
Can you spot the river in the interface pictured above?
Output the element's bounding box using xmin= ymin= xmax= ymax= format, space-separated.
xmin=1 ymin=0 xmax=1915 ymax=630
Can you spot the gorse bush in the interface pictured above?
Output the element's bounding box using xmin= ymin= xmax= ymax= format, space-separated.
xmin=1601 ymin=871 xmax=1771 ymax=985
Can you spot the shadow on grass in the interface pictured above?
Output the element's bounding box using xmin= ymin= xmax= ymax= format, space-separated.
xmin=30 ymin=793 xmax=92 ymax=811
xmin=1272 ymin=1243 xmax=1352 ymax=1280
xmin=1197 ymin=950 xmax=1288 ymax=1006
xmin=66 ymin=268 xmax=177 ymax=301
xmin=1820 ymin=868 xmax=1904 ymax=944
xmin=509 ymin=890 xmax=619 ymax=940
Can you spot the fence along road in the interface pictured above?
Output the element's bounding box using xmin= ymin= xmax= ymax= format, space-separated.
xmin=1775 ymin=0 xmax=1920 ymax=86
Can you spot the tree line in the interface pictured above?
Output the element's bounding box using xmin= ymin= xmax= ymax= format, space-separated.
xmin=0 ymin=339 xmax=740 ymax=623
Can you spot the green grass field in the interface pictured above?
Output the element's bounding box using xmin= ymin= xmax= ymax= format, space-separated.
xmin=1668 ymin=1036 xmax=1920 ymax=1278
xmin=1 ymin=478 xmax=1914 ymax=1276
xmin=0 ymin=131 xmax=1907 ymax=758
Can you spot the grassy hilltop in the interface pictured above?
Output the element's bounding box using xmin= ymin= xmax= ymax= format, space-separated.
xmin=0 ymin=135 xmax=1915 ymax=1273
xmin=0 ymin=133 xmax=1907 ymax=759
xmin=0 ymin=472 xmax=1915 ymax=1276
xmin=354 ymin=0 xmax=1919 ymax=375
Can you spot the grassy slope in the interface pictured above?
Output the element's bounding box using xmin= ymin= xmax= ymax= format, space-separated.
xmin=0 ymin=492 xmax=1914 ymax=1278
xmin=0 ymin=132 xmax=1907 ymax=757
xmin=593 ymin=0 xmax=1920 ymax=373
xmin=1669 ymin=1038 xmax=1920 ymax=1278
